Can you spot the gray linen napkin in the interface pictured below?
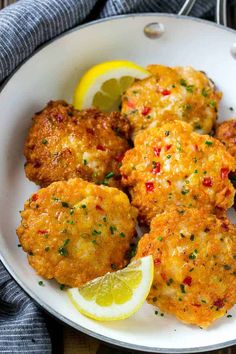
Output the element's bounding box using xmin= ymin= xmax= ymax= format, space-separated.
xmin=0 ymin=0 xmax=230 ymax=353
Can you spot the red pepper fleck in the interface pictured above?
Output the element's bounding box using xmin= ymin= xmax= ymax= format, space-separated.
xmin=154 ymin=147 xmax=161 ymax=157
xmin=127 ymin=101 xmax=135 ymax=109
xmin=55 ymin=114 xmax=63 ymax=122
xmin=167 ymin=180 xmax=172 ymax=185
xmin=161 ymin=272 xmax=167 ymax=281
xmin=96 ymin=205 xmax=103 ymax=211
xmin=96 ymin=145 xmax=106 ymax=151
xmin=221 ymin=168 xmax=229 ymax=179
xmin=213 ymin=298 xmax=224 ymax=309
xmin=142 ymin=106 xmax=151 ymax=116
xmin=221 ymin=222 xmax=229 ymax=231
xmin=161 ymin=89 xmax=171 ymax=96
xmin=195 ymin=145 xmax=199 ymax=151
xmin=183 ymin=276 xmax=192 ymax=286
xmin=225 ymin=189 xmax=231 ymax=197
xmin=122 ymin=174 xmax=128 ymax=180
xmin=202 ymin=177 xmax=213 ymax=187
xmin=86 ymin=128 xmax=94 ymax=135
xmin=31 ymin=194 xmax=38 ymax=202
xmin=38 ymin=230 xmax=48 ymax=234
xmin=152 ymin=162 xmax=161 ymax=174
xmin=145 ymin=182 xmax=154 ymax=192
xmin=115 ymin=153 xmax=124 ymax=163
xmin=165 ymin=144 xmax=172 ymax=151
xmin=154 ymin=258 xmax=161 ymax=265
xmin=192 ymin=303 xmax=201 ymax=307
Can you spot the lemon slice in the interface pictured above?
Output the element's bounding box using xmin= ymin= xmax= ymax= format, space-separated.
xmin=73 ymin=60 xmax=149 ymax=112
xmin=68 ymin=255 xmax=153 ymax=321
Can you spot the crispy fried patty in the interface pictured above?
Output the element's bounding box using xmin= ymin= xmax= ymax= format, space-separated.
xmin=135 ymin=206 xmax=236 ymax=327
xmin=215 ymin=119 xmax=236 ymax=159
xmin=24 ymin=100 xmax=131 ymax=188
xmin=121 ymin=120 xmax=235 ymax=224
xmin=17 ymin=178 xmax=137 ymax=287
xmin=122 ymin=65 xmax=222 ymax=138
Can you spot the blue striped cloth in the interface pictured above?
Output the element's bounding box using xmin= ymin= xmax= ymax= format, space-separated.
xmin=0 ymin=0 xmax=231 ymax=353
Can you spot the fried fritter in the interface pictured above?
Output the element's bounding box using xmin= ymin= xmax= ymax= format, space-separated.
xmin=135 ymin=206 xmax=236 ymax=328
xmin=17 ymin=178 xmax=137 ymax=287
xmin=121 ymin=120 xmax=235 ymax=225
xmin=215 ymin=119 xmax=236 ymax=160
xmin=122 ymin=65 xmax=222 ymax=138
xmin=24 ymin=100 xmax=131 ymax=188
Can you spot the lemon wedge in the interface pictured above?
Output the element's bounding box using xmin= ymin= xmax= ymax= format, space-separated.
xmin=73 ymin=60 xmax=149 ymax=112
xmin=68 ymin=255 xmax=153 ymax=321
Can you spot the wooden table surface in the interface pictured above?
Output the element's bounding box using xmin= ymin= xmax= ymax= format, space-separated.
xmin=1 ymin=1 xmax=236 ymax=353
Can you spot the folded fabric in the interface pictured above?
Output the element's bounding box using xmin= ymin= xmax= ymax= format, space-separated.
xmin=0 ymin=0 xmax=230 ymax=353
xmin=0 ymin=0 xmax=219 ymax=84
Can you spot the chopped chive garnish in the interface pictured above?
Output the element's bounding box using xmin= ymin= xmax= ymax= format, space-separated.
xmin=180 ymin=79 xmax=187 ymax=86
xmin=110 ymin=225 xmax=117 ymax=234
xmin=92 ymin=229 xmax=101 ymax=236
xmin=180 ymin=284 xmax=186 ymax=293
xmin=201 ymin=88 xmax=208 ymax=97
xmin=205 ymin=141 xmax=213 ymax=146
xmin=42 ymin=138 xmax=48 ymax=145
xmin=167 ymin=278 xmax=173 ymax=286
xmin=209 ymin=100 xmax=216 ymax=108
xmin=105 ymin=172 xmax=115 ymax=179
xmin=58 ymin=247 xmax=68 ymax=256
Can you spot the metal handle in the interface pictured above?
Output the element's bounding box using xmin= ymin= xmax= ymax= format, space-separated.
xmin=178 ymin=0 xmax=197 ymax=16
xmin=179 ymin=0 xmax=228 ymax=27
xmin=216 ymin=0 xmax=227 ymax=26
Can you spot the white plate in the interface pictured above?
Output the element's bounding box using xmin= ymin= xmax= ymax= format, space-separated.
xmin=1 ymin=14 xmax=236 ymax=353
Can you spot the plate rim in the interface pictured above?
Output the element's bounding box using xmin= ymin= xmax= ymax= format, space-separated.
xmin=1 ymin=12 xmax=236 ymax=353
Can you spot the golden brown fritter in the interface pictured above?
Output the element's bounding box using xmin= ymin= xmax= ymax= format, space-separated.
xmin=215 ymin=119 xmax=236 ymax=159
xmin=122 ymin=65 xmax=222 ymax=138
xmin=17 ymin=178 xmax=137 ymax=287
xmin=135 ymin=206 xmax=236 ymax=328
xmin=24 ymin=100 xmax=131 ymax=188
xmin=121 ymin=120 xmax=235 ymax=225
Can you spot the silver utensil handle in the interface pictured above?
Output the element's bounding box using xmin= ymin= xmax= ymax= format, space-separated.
xmin=216 ymin=0 xmax=227 ymax=26
xmin=178 ymin=0 xmax=197 ymax=16
xmin=179 ymin=0 xmax=228 ymax=27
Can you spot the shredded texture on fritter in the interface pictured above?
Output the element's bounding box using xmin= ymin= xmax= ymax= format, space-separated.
xmin=122 ymin=65 xmax=222 ymax=138
xmin=24 ymin=100 xmax=131 ymax=188
xmin=17 ymin=178 xmax=137 ymax=287
xmin=121 ymin=120 xmax=236 ymax=224
xmin=135 ymin=206 xmax=236 ymax=327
